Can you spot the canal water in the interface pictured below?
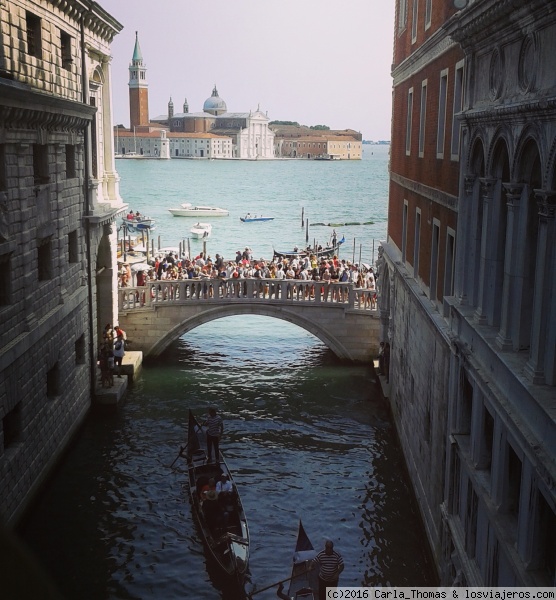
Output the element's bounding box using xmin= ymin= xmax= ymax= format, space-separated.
xmin=18 ymin=148 xmax=438 ymax=598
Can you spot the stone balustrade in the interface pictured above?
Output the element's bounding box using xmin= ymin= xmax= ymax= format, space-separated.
xmin=118 ymin=278 xmax=378 ymax=312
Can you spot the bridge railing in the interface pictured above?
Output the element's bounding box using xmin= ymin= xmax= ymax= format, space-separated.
xmin=118 ymin=278 xmax=378 ymax=312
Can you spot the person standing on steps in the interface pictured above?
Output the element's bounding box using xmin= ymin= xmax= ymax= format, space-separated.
xmin=202 ymin=407 xmax=223 ymax=463
xmin=113 ymin=333 xmax=125 ymax=378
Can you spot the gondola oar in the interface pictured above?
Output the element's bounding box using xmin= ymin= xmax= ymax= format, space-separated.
xmin=246 ymin=566 xmax=311 ymax=598
xmin=169 ymin=445 xmax=186 ymax=468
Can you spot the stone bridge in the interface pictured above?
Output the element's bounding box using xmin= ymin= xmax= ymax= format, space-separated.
xmin=117 ymin=278 xmax=381 ymax=362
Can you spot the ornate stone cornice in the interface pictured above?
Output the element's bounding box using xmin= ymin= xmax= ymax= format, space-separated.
xmin=392 ymin=29 xmax=457 ymax=86
xmin=463 ymin=97 xmax=556 ymax=126
xmin=390 ymin=172 xmax=458 ymax=212
xmin=0 ymin=82 xmax=95 ymax=132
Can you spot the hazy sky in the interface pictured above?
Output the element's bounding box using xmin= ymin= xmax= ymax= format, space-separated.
xmin=100 ymin=1 xmax=395 ymax=141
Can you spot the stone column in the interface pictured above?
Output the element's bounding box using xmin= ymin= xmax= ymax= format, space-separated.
xmin=525 ymin=190 xmax=556 ymax=384
xmin=496 ymin=183 xmax=524 ymax=350
xmin=455 ymin=175 xmax=476 ymax=305
xmin=474 ymin=178 xmax=496 ymax=324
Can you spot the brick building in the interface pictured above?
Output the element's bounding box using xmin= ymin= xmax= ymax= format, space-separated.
xmin=380 ymin=0 xmax=556 ymax=586
xmin=0 ymin=0 xmax=124 ymax=524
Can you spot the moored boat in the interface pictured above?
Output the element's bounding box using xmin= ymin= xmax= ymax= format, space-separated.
xmin=190 ymin=222 xmax=212 ymax=239
xmin=273 ymin=236 xmax=345 ymax=261
xmin=185 ymin=410 xmax=250 ymax=583
xmin=240 ymin=214 xmax=274 ymax=222
xmin=168 ymin=203 xmax=229 ymax=217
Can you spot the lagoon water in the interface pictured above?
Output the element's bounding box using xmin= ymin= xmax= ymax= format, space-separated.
xmin=18 ymin=147 xmax=438 ymax=599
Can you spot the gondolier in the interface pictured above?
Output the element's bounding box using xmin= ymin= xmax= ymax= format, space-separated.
xmin=313 ymin=540 xmax=344 ymax=600
xmin=202 ymin=407 xmax=224 ymax=463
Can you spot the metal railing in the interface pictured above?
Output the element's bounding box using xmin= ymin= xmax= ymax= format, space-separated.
xmin=118 ymin=278 xmax=378 ymax=312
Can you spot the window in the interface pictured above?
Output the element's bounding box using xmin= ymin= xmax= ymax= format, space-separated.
xmin=60 ymin=30 xmax=72 ymax=70
xmin=0 ymin=254 xmax=11 ymax=305
xmin=430 ymin=219 xmax=440 ymax=301
xmin=398 ymin=0 xmax=408 ymax=31
xmin=444 ymin=228 xmax=456 ymax=298
xmin=437 ymin=70 xmax=448 ymax=157
xmin=402 ymin=200 xmax=408 ymax=263
xmin=0 ymin=144 xmax=6 ymax=191
xmin=65 ymin=144 xmax=76 ymax=178
xmin=425 ymin=0 xmax=432 ymax=30
xmin=451 ymin=59 xmax=465 ymax=159
xmin=414 ymin=208 xmax=421 ymax=278
xmin=26 ymin=12 xmax=42 ymax=59
xmin=507 ymin=445 xmax=522 ymax=519
xmin=33 ymin=144 xmax=49 ymax=185
xmin=68 ymin=230 xmax=78 ymax=263
xmin=75 ymin=334 xmax=86 ymax=365
xmin=419 ymin=80 xmax=428 ymax=157
xmin=46 ymin=363 xmax=60 ymax=398
xmin=411 ymin=0 xmax=419 ymax=43
xmin=406 ymin=88 xmax=414 ymax=155
xmin=38 ymin=236 xmax=52 ymax=281
xmin=3 ymin=403 xmax=21 ymax=449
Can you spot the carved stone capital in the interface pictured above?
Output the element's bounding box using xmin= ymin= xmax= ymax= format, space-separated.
xmin=534 ymin=189 xmax=556 ymax=220
xmin=464 ymin=175 xmax=475 ymax=196
xmin=479 ymin=177 xmax=497 ymax=201
xmin=502 ymin=182 xmax=524 ymax=208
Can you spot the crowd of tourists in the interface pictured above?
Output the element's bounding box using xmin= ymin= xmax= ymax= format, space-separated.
xmin=119 ymin=247 xmax=377 ymax=294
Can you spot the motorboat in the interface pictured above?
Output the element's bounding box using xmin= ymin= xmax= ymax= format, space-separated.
xmin=240 ymin=214 xmax=274 ymax=222
xmin=190 ymin=222 xmax=212 ymax=239
xmin=121 ymin=213 xmax=155 ymax=233
xmin=168 ymin=203 xmax=229 ymax=217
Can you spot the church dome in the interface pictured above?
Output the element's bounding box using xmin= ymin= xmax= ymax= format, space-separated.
xmin=203 ymin=85 xmax=227 ymax=115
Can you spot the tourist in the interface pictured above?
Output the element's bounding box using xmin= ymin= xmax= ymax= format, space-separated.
xmin=113 ymin=333 xmax=125 ymax=378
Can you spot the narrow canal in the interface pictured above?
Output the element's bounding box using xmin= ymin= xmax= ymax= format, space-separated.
xmin=19 ymin=315 xmax=437 ymax=599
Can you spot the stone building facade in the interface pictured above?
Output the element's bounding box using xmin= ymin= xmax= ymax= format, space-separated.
xmin=381 ymin=0 xmax=556 ymax=587
xmin=0 ymin=0 xmax=124 ymax=525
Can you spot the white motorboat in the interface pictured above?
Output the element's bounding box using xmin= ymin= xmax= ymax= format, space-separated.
xmin=168 ymin=203 xmax=229 ymax=217
xmin=190 ymin=223 xmax=212 ymax=239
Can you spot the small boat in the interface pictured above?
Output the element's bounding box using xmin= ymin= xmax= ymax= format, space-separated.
xmin=240 ymin=214 xmax=274 ymax=223
xmin=190 ymin=222 xmax=212 ymax=239
xmin=168 ymin=203 xmax=229 ymax=217
xmin=185 ymin=410 xmax=249 ymax=583
xmin=122 ymin=215 xmax=156 ymax=233
xmin=286 ymin=521 xmax=318 ymax=600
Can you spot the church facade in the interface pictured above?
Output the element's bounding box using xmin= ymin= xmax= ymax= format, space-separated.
xmin=118 ymin=34 xmax=274 ymax=160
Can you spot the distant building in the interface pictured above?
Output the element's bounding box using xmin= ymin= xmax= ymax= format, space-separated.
xmin=0 ymin=0 xmax=124 ymax=524
xmin=122 ymin=36 xmax=274 ymax=159
xmin=382 ymin=0 xmax=556 ymax=587
xmin=271 ymin=124 xmax=362 ymax=159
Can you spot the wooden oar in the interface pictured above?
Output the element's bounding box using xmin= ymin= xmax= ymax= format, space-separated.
xmin=247 ymin=566 xmax=311 ymax=598
xmin=169 ymin=445 xmax=186 ymax=468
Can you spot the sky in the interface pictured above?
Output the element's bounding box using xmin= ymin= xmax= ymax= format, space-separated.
xmin=99 ymin=0 xmax=395 ymax=141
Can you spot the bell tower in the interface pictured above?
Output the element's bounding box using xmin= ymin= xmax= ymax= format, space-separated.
xmin=129 ymin=31 xmax=149 ymax=129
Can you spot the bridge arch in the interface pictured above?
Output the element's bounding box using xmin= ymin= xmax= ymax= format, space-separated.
xmin=148 ymin=304 xmax=356 ymax=360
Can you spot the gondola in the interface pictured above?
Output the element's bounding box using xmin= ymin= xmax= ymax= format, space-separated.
xmin=273 ymin=237 xmax=345 ymax=261
xmin=185 ymin=409 xmax=249 ymax=583
xmin=286 ymin=521 xmax=318 ymax=600
xmin=247 ymin=521 xmax=317 ymax=600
